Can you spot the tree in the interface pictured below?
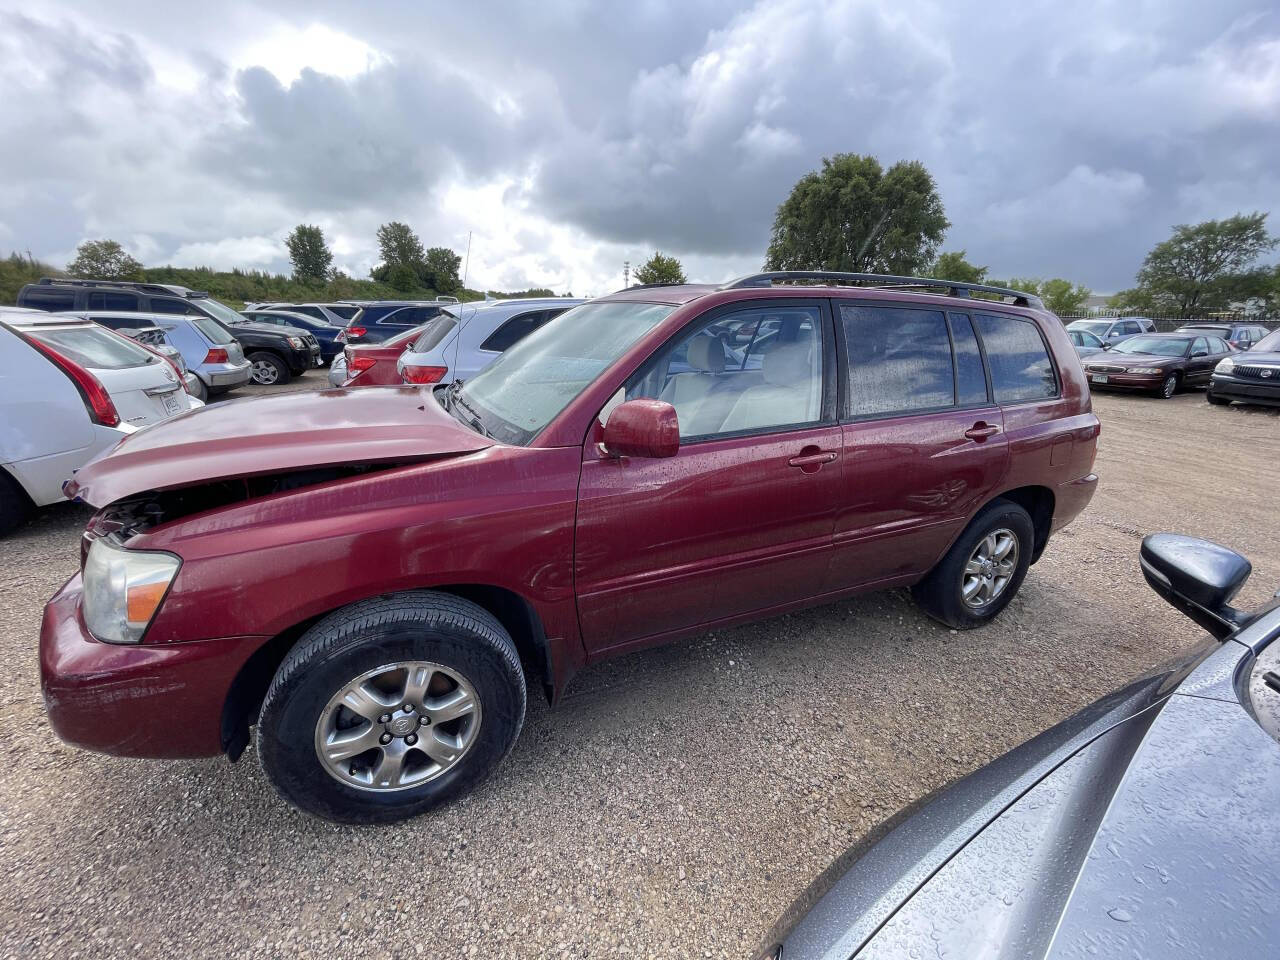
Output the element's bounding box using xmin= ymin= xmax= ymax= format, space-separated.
xmin=928 ymin=250 xmax=986 ymax=284
xmin=765 ymin=154 xmax=949 ymax=275
xmin=1116 ymin=213 xmax=1277 ymax=317
xmin=66 ymin=239 xmax=143 ymax=280
xmin=375 ymin=221 xmax=427 ymax=274
xmin=284 ymin=224 xmax=333 ymax=283
xmin=421 ymin=246 xmax=462 ymax=295
xmin=633 ymin=251 xmax=687 ymax=285
xmin=990 ymin=276 xmax=1091 ymax=315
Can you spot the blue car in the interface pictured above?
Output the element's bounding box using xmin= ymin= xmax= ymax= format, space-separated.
xmin=763 ymin=532 xmax=1280 ymax=960
xmin=242 ymin=309 xmax=344 ymax=363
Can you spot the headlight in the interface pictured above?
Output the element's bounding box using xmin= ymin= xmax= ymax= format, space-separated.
xmin=1126 ymin=366 xmax=1164 ymax=374
xmin=288 ymin=336 xmax=305 ymax=348
xmin=1216 ymin=357 xmax=1234 ymax=373
xmin=82 ymin=538 xmax=180 ymax=643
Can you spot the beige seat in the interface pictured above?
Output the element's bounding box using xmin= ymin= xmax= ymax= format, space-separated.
xmin=660 ymin=335 xmax=726 ymax=434
xmin=717 ymin=340 xmax=817 ymax=433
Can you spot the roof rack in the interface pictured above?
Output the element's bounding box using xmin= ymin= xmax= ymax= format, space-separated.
xmin=36 ymin=277 xmax=209 ymax=298
xmin=720 ymin=271 xmax=1044 ymax=308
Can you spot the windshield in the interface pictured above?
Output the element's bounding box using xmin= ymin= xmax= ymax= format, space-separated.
xmin=1178 ymin=326 xmax=1229 ymax=337
xmin=459 ymin=301 xmax=676 ymax=445
xmin=1113 ymin=336 xmax=1190 ymax=357
xmin=1254 ymin=329 xmax=1280 ymax=352
xmin=1067 ymin=320 xmax=1110 ymax=336
xmin=197 ymin=297 xmax=252 ymax=328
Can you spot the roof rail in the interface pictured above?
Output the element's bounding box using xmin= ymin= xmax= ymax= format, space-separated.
xmin=36 ymin=277 xmax=209 ymax=298
xmin=720 ymin=271 xmax=1044 ymax=308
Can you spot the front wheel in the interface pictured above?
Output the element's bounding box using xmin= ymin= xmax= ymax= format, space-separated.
xmin=1206 ymin=388 xmax=1231 ymax=406
xmin=910 ymin=499 xmax=1035 ymax=629
xmin=257 ymin=592 xmax=526 ymax=823
xmin=248 ymin=351 xmax=291 ymax=386
xmin=1158 ymin=373 xmax=1178 ymax=399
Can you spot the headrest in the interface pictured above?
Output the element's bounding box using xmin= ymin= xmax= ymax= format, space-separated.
xmin=687 ymin=334 xmax=726 ymax=373
xmin=763 ymin=340 xmax=812 ymax=385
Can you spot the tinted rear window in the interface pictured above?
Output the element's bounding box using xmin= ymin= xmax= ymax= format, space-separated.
xmin=147 ymin=298 xmax=193 ymax=315
xmin=30 ymin=326 xmax=157 ymax=370
xmin=192 ymin=316 xmax=235 ymax=344
xmin=412 ymin=317 xmax=458 ymax=352
xmin=975 ymin=314 xmax=1057 ymax=403
xmin=23 ymin=290 xmax=77 ymax=311
xmin=843 ymin=305 xmax=955 ymax=417
xmin=480 ymin=310 xmax=549 ymax=353
xmin=88 ymin=292 xmax=139 ymax=310
xmin=327 ymin=305 xmax=360 ymax=320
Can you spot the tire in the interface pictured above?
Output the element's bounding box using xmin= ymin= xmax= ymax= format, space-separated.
xmin=0 ymin=470 xmax=34 ymax=537
xmin=1206 ymin=388 xmax=1231 ymax=406
xmin=1158 ymin=373 xmax=1178 ymax=399
xmin=189 ymin=377 xmax=209 ymax=403
xmin=910 ymin=499 xmax=1035 ymax=630
xmin=258 ymin=591 xmax=526 ymax=824
xmin=248 ymin=351 xmax=291 ymax=386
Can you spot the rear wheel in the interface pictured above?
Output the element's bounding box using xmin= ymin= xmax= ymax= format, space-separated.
xmin=910 ymin=499 xmax=1035 ymax=629
xmin=257 ymin=591 xmax=526 ymax=823
xmin=1158 ymin=373 xmax=1179 ymax=399
xmin=248 ymin=351 xmax=291 ymax=386
xmin=189 ymin=377 xmax=209 ymax=403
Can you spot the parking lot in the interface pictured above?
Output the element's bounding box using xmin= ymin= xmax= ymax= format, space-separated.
xmin=3 ymin=385 xmax=1277 ymax=960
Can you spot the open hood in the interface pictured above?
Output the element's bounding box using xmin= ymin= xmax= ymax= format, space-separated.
xmin=65 ymin=385 xmax=494 ymax=508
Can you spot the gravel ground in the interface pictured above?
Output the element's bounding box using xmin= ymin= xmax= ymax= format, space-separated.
xmin=2 ymin=380 xmax=1278 ymax=960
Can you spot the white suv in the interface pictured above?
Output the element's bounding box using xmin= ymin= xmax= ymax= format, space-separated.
xmin=0 ymin=309 xmax=201 ymax=535
xmin=395 ymin=298 xmax=584 ymax=384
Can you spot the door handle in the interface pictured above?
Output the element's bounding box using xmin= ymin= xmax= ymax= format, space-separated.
xmin=788 ymin=449 xmax=838 ymax=470
xmin=963 ymin=422 xmax=1000 ymax=442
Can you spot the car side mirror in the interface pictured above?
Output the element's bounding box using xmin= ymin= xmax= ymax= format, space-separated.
xmin=1140 ymin=534 xmax=1253 ymax=639
xmin=1100 ymin=341 xmax=1112 ymax=350
xmin=601 ymin=399 xmax=680 ymax=459
xmin=1192 ymin=350 xmax=1208 ymax=357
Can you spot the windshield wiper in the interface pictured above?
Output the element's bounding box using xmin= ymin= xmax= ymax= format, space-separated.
xmin=450 ymin=387 xmax=493 ymax=439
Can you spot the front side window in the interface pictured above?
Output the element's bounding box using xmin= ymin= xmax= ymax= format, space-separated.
xmin=1191 ymin=337 xmax=1209 ymax=357
xmin=975 ymin=314 xmax=1057 ymax=403
xmin=460 ymin=301 xmax=676 ymax=445
xmin=24 ymin=290 xmax=76 ymax=311
xmin=627 ymin=304 xmax=826 ymax=439
xmin=843 ymin=306 xmax=956 ymax=417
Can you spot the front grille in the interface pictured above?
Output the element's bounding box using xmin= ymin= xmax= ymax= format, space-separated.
xmin=1088 ymin=364 xmax=1126 ymax=373
xmin=1232 ymin=364 xmax=1280 ymax=380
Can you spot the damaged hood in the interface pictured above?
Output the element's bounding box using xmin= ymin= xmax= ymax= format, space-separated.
xmin=65 ymin=385 xmax=494 ymax=507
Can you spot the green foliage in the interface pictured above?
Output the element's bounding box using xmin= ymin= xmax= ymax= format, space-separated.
xmin=67 ymin=239 xmax=143 ymax=280
xmin=988 ymin=276 xmax=1092 ymax=315
xmin=486 ymin=288 xmax=557 ymax=299
xmin=766 ymin=154 xmax=949 ymax=275
xmin=376 ymin=221 xmax=427 ymax=270
xmin=371 ymin=223 xmax=462 ymax=295
xmin=928 ymin=250 xmax=987 ymax=284
xmin=284 ymin=224 xmax=333 ymax=283
xmin=422 ymin=246 xmax=462 ymax=296
xmin=1120 ymin=212 xmax=1277 ymax=317
xmin=633 ymin=251 xmax=687 ymax=285
xmin=0 ymin=251 xmax=62 ymax=304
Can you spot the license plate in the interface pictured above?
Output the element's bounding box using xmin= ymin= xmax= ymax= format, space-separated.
xmin=161 ymin=391 xmax=183 ymax=416
xmin=1091 ymin=374 xmax=1109 ymax=384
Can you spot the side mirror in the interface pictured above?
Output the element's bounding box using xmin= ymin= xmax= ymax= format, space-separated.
xmin=1140 ymin=534 xmax=1253 ymax=639
xmin=601 ymin=399 xmax=679 ymax=459
xmin=1100 ymin=341 xmax=1112 ymax=350
xmin=1192 ymin=350 xmax=1208 ymax=358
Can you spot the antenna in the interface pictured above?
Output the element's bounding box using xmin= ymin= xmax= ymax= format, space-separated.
xmin=449 ymin=230 xmax=472 ymax=391
xmin=623 ymin=260 xmax=630 ymax=288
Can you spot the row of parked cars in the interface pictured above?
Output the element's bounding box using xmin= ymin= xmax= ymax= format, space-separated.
xmin=1065 ymin=316 xmax=1280 ymax=405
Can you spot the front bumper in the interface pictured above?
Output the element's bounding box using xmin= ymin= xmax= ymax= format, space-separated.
xmin=39 ymin=574 xmax=264 ymax=758
xmin=1084 ymin=370 xmax=1164 ymax=391
xmin=1210 ymin=373 xmax=1280 ymax=406
xmin=201 ymin=360 xmax=252 ymax=388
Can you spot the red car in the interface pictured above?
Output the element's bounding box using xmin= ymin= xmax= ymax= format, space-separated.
xmin=41 ymin=273 xmax=1099 ymax=823
xmin=339 ymin=324 xmax=431 ymax=386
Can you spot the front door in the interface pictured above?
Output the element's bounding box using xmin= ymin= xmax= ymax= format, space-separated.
xmin=827 ymin=305 xmax=1011 ymax=590
xmin=574 ymin=299 xmax=842 ymax=656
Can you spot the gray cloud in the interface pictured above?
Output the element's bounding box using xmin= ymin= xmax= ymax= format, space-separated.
xmin=0 ymin=0 xmax=1276 ymax=292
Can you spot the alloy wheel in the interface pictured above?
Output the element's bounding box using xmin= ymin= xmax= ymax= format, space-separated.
xmin=251 ymin=359 xmax=280 ymax=385
xmin=1161 ymin=374 xmax=1177 ymax=398
xmin=962 ymin=528 xmax=1019 ymax=608
xmin=313 ymin=661 xmax=482 ymax=792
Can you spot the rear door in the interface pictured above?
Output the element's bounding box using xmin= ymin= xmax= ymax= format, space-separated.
xmin=574 ymin=298 xmax=842 ymax=655
xmin=828 ymin=305 xmax=1009 ymax=590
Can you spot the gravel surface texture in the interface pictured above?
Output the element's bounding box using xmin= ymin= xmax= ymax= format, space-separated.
xmin=2 ymin=377 xmax=1277 ymax=959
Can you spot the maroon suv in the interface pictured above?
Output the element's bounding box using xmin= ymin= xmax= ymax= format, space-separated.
xmin=41 ymin=273 xmax=1099 ymax=822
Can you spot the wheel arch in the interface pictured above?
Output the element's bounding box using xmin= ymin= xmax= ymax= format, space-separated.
xmin=993 ymin=484 xmax=1055 ymax=563
xmin=219 ymin=583 xmax=554 ymax=760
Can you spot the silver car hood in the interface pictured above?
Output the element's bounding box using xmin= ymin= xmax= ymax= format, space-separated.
xmin=771 ymin=609 xmax=1280 ymax=959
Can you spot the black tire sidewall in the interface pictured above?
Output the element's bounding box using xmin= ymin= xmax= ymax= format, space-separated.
xmin=1160 ymin=374 xmax=1178 ymax=398
xmin=248 ymin=351 xmax=290 ymax=385
xmin=913 ymin=500 xmax=1035 ymax=629
xmin=259 ymin=626 xmax=524 ymax=824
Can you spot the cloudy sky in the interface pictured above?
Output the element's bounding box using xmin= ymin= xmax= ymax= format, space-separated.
xmin=1 ymin=1 xmax=1277 ymax=296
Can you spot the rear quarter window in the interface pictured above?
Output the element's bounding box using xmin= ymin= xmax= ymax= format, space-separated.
xmin=412 ymin=317 xmax=458 ymax=352
xmin=191 ymin=316 xmax=235 ymax=344
xmin=975 ymin=314 xmax=1057 ymax=403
